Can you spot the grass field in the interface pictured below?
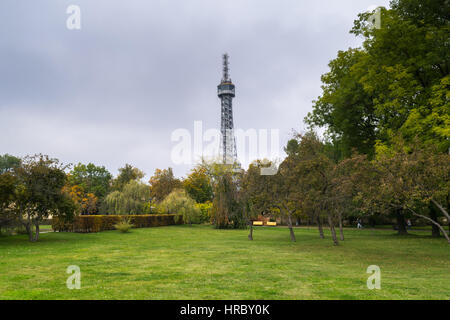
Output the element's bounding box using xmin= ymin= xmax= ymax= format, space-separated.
xmin=0 ymin=225 xmax=449 ymax=300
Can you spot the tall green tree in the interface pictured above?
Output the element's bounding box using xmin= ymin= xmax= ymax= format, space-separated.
xmin=307 ymin=0 xmax=449 ymax=156
xmin=305 ymin=49 xmax=377 ymax=159
xmin=68 ymin=163 xmax=112 ymax=199
xmin=112 ymin=164 xmax=145 ymax=191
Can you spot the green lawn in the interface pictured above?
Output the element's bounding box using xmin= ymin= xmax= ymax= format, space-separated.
xmin=0 ymin=225 xmax=448 ymax=300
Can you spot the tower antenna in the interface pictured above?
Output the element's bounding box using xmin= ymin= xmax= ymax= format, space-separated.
xmin=222 ymin=53 xmax=230 ymax=82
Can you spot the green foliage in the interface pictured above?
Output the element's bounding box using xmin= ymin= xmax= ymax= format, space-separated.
xmin=13 ymin=154 xmax=76 ymax=242
xmin=0 ymin=154 xmax=21 ymax=174
xmin=104 ymin=180 xmax=151 ymax=215
xmin=183 ymin=167 xmax=213 ymax=203
xmin=195 ymin=201 xmax=213 ymax=223
xmin=307 ymin=0 xmax=450 ymax=156
xmin=306 ymin=49 xmax=377 ymax=159
xmin=160 ymin=189 xmax=201 ymax=225
xmin=112 ymin=164 xmax=145 ymax=191
xmin=212 ymin=171 xmax=245 ymax=229
xmin=0 ymin=173 xmax=17 ymax=233
xmin=284 ymin=139 xmax=300 ymax=157
xmin=68 ymin=163 xmax=112 ymax=200
xmin=0 ymin=172 xmax=17 ymax=210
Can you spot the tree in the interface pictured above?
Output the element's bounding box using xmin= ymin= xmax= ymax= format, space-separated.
xmin=307 ymin=0 xmax=449 ymax=156
xmin=105 ymin=180 xmax=151 ymax=215
xmin=403 ymin=142 xmax=450 ymax=242
xmin=149 ymin=168 xmax=182 ymax=202
xmin=241 ymin=161 xmax=268 ymax=240
xmin=112 ymin=164 xmax=145 ymax=191
xmin=13 ymin=155 xmax=76 ymax=242
xmin=0 ymin=172 xmax=17 ymax=233
xmin=354 ymin=138 xmax=450 ymax=242
xmin=195 ymin=161 xmax=246 ymax=230
xmin=183 ymin=167 xmax=213 ymax=204
xmin=68 ymin=163 xmax=112 ymax=200
xmin=63 ymin=185 xmax=99 ymax=215
xmin=305 ymin=48 xmax=377 ymax=159
xmin=331 ymin=153 xmax=373 ymax=240
xmin=160 ymin=189 xmax=201 ymax=225
xmin=290 ymin=132 xmax=342 ymax=245
xmin=241 ymin=159 xmax=301 ymax=241
xmin=351 ymin=1 xmax=449 ymax=151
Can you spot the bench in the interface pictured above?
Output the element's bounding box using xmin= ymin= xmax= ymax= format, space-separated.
xmin=252 ymin=221 xmax=277 ymax=226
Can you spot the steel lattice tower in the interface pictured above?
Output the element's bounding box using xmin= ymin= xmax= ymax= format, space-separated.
xmin=217 ymin=53 xmax=237 ymax=165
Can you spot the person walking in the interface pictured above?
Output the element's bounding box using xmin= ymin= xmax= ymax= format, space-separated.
xmin=357 ymin=218 xmax=363 ymax=229
xmin=406 ymin=219 xmax=412 ymax=230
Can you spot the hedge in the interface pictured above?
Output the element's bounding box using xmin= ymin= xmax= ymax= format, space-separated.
xmin=52 ymin=214 xmax=183 ymax=233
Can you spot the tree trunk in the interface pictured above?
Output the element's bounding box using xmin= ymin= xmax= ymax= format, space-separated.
xmin=338 ymin=213 xmax=344 ymax=241
xmin=25 ymin=224 xmax=33 ymax=242
xmin=317 ymin=216 xmax=324 ymax=239
xmin=395 ymin=209 xmax=408 ymax=235
xmin=34 ymin=224 xmax=39 ymax=241
xmin=248 ymin=223 xmax=253 ymax=241
xmin=287 ymin=214 xmax=296 ymax=242
xmin=429 ymin=204 xmax=441 ymax=238
xmin=447 ymin=196 xmax=450 ymax=234
xmin=328 ymin=215 xmax=339 ymax=246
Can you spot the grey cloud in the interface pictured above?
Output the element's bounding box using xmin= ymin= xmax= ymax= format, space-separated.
xmin=0 ymin=0 xmax=390 ymax=177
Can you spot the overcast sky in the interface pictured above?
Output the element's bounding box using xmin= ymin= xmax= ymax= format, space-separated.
xmin=0 ymin=0 xmax=390 ymax=178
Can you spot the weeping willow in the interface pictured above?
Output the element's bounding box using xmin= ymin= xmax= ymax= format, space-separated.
xmin=160 ymin=189 xmax=201 ymax=225
xmin=105 ymin=181 xmax=151 ymax=215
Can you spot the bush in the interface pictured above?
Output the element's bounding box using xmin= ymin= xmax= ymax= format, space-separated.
xmin=114 ymin=218 xmax=134 ymax=233
xmin=52 ymin=214 xmax=182 ymax=233
xmin=195 ymin=201 xmax=213 ymax=224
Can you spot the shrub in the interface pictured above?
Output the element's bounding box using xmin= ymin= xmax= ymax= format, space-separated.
xmin=52 ymin=214 xmax=182 ymax=233
xmin=114 ymin=217 xmax=134 ymax=233
xmin=195 ymin=201 xmax=213 ymax=224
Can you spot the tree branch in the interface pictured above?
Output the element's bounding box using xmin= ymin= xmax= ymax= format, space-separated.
xmin=407 ymin=207 xmax=450 ymax=244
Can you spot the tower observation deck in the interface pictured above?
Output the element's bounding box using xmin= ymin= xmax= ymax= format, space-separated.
xmin=217 ymin=53 xmax=238 ymax=165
